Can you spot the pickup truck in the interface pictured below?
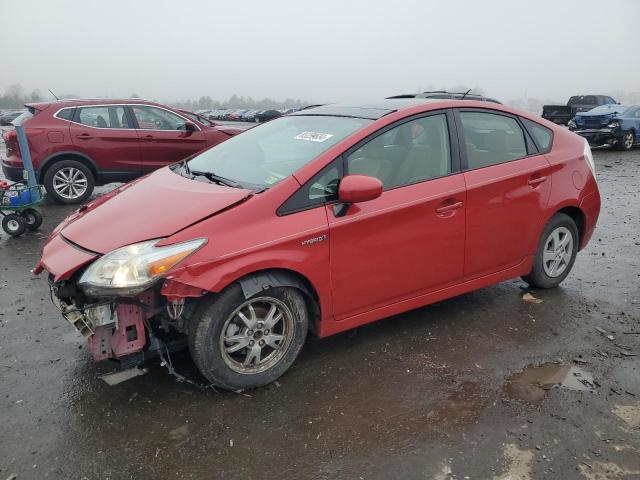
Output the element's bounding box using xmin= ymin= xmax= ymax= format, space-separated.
xmin=542 ymin=95 xmax=617 ymax=125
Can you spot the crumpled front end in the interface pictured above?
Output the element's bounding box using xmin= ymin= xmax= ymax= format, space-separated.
xmin=38 ymin=234 xmax=205 ymax=367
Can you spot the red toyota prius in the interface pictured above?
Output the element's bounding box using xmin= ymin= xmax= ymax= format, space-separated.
xmin=36 ymin=99 xmax=600 ymax=390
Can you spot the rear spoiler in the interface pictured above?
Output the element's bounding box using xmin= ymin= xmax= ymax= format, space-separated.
xmin=24 ymin=102 xmax=51 ymax=114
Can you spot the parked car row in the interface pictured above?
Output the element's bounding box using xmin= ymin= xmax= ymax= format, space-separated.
xmin=197 ymin=108 xmax=300 ymax=123
xmin=0 ymin=109 xmax=27 ymax=126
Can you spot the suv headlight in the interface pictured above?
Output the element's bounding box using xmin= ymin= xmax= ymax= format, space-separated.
xmin=568 ymin=119 xmax=577 ymax=129
xmin=78 ymin=238 xmax=206 ymax=297
xmin=607 ymin=120 xmax=619 ymax=128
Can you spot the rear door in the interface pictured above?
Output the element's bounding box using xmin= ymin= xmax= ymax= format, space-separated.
xmin=455 ymin=109 xmax=552 ymax=280
xmin=129 ymin=105 xmax=207 ymax=172
xmin=69 ymin=105 xmax=141 ymax=180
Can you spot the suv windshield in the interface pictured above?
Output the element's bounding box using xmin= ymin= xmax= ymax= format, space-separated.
xmin=185 ymin=115 xmax=372 ymax=188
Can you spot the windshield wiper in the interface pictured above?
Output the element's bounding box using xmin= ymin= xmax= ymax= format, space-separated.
xmin=189 ymin=169 xmax=242 ymax=188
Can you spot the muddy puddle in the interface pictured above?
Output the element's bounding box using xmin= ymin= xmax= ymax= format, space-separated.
xmin=504 ymin=363 xmax=596 ymax=402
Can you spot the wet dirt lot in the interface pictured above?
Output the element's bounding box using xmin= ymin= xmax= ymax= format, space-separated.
xmin=1 ymin=138 xmax=639 ymax=479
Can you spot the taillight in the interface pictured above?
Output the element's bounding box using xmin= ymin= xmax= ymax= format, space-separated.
xmin=3 ymin=130 xmax=19 ymax=157
xmin=583 ymin=138 xmax=596 ymax=181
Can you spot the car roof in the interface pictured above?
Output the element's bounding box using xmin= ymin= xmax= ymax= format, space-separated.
xmin=291 ymin=99 xmax=443 ymax=120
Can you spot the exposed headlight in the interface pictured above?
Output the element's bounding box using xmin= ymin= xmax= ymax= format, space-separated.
xmin=568 ymin=119 xmax=577 ymax=129
xmin=79 ymin=238 xmax=206 ymax=297
xmin=607 ymin=121 xmax=619 ymax=128
xmin=582 ymin=139 xmax=596 ymax=181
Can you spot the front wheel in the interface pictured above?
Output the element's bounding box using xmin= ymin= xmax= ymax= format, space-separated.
xmin=522 ymin=213 xmax=579 ymax=289
xmin=616 ymin=131 xmax=635 ymax=151
xmin=189 ymin=284 xmax=309 ymax=390
xmin=44 ymin=160 xmax=95 ymax=204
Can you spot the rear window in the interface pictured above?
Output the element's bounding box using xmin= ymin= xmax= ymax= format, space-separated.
xmin=521 ymin=118 xmax=553 ymax=153
xmin=568 ymin=96 xmax=597 ymax=106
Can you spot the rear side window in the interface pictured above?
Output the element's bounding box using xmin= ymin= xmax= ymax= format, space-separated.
xmin=75 ymin=106 xmax=129 ymax=128
xmin=459 ymin=112 xmax=527 ymax=169
xmin=56 ymin=108 xmax=75 ymax=121
xmin=521 ymin=118 xmax=553 ymax=153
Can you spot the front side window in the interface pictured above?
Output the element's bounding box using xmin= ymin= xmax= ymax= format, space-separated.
xmin=76 ymin=106 xmax=128 ymax=128
xmin=185 ymin=115 xmax=371 ymax=189
xmin=131 ymin=106 xmax=188 ymax=130
xmin=460 ymin=111 xmax=527 ymax=169
xmin=346 ymin=114 xmax=451 ymax=190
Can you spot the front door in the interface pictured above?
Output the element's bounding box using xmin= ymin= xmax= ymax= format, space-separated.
xmin=328 ymin=112 xmax=466 ymax=320
xmin=129 ymin=105 xmax=208 ymax=172
xmin=456 ymin=109 xmax=552 ymax=280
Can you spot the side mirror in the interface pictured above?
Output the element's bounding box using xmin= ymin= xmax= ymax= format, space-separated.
xmin=184 ymin=122 xmax=197 ymax=132
xmin=338 ymin=175 xmax=383 ymax=204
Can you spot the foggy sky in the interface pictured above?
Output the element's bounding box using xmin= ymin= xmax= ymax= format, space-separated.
xmin=2 ymin=0 xmax=639 ymax=104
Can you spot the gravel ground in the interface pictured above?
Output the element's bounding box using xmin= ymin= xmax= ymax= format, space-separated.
xmin=0 ymin=131 xmax=638 ymax=480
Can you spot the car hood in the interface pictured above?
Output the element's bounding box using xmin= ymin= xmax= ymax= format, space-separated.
xmin=60 ymin=167 xmax=252 ymax=254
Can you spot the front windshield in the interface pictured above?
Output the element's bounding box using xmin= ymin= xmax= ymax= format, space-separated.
xmin=587 ymin=104 xmax=628 ymax=115
xmin=186 ymin=115 xmax=372 ymax=188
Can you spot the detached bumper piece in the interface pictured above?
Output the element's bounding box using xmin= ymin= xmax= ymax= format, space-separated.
xmin=88 ymin=303 xmax=148 ymax=361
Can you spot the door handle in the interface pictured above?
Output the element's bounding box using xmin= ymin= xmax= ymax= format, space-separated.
xmin=76 ymin=133 xmax=93 ymax=140
xmin=528 ymin=176 xmax=548 ymax=187
xmin=141 ymin=135 xmax=155 ymax=142
xmin=436 ymin=201 xmax=464 ymax=214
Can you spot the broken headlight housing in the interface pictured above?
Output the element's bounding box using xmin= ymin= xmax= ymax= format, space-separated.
xmin=78 ymin=238 xmax=206 ymax=297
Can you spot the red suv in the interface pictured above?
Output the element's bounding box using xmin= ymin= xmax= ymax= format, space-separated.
xmin=2 ymin=99 xmax=241 ymax=203
xmin=36 ymin=99 xmax=600 ymax=390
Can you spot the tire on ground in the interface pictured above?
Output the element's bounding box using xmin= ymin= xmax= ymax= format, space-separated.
xmin=188 ymin=284 xmax=309 ymax=390
xmin=522 ymin=212 xmax=579 ymax=289
xmin=43 ymin=159 xmax=95 ymax=204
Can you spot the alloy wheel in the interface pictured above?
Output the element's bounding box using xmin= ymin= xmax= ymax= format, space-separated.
xmin=52 ymin=167 xmax=88 ymax=200
xmin=624 ymin=132 xmax=634 ymax=150
xmin=542 ymin=226 xmax=573 ymax=278
xmin=220 ymin=297 xmax=295 ymax=374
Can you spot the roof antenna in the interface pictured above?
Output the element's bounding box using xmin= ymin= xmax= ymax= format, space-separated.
xmin=48 ymin=89 xmax=60 ymax=100
xmin=460 ymin=89 xmax=472 ymax=100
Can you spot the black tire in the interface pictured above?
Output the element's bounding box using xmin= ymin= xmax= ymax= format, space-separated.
xmin=20 ymin=208 xmax=43 ymax=230
xmin=2 ymin=213 xmax=27 ymax=237
xmin=189 ymin=284 xmax=309 ymax=390
xmin=522 ymin=213 xmax=579 ymax=289
xmin=43 ymin=160 xmax=95 ymax=204
xmin=616 ymin=130 xmax=635 ymax=151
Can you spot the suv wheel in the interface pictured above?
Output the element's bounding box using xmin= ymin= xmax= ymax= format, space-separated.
xmin=189 ymin=284 xmax=309 ymax=390
xmin=522 ymin=213 xmax=579 ymax=289
xmin=44 ymin=160 xmax=95 ymax=204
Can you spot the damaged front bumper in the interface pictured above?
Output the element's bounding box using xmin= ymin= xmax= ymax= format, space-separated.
xmin=573 ymin=128 xmax=623 ymax=147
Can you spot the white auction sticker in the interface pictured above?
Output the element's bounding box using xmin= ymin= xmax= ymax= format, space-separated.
xmin=294 ymin=131 xmax=334 ymax=142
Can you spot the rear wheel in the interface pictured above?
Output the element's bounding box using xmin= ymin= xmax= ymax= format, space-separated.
xmin=21 ymin=208 xmax=43 ymax=230
xmin=44 ymin=160 xmax=95 ymax=204
xmin=616 ymin=131 xmax=635 ymax=151
xmin=2 ymin=213 xmax=27 ymax=237
xmin=522 ymin=213 xmax=579 ymax=289
xmin=189 ymin=284 xmax=309 ymax=390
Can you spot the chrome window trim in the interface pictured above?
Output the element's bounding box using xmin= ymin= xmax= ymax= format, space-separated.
xmin=52 ymin=104 xmax=202 ymax=132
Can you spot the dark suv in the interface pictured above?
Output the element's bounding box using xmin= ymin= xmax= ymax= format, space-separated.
xmin=2 ymin=99 xmax=242 ymax=203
